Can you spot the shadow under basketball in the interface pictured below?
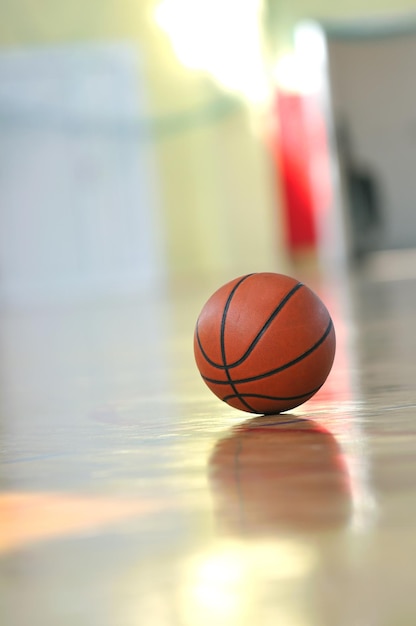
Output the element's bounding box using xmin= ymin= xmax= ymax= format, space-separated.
xmin=209 ymin=415 xmax=352 ymax=536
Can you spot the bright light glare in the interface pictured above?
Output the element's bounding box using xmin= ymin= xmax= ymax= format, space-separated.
xmin=275 ymin=23 xmax=327 ymax=94
xmin=198 ymin=553 xmax=244 ymax=584
xmin=154 ymin=0 xmax=269 ymax=103
xmin=188 ymin=551 xmax=244 ymax=621
xmin=181 ymin=540 xmax=317 ymax=626
xmin=274 ymin=53 xmax=322 ymax=94
xmin=295 ymin=21 xmax=326 ymax=67
xmin=274 ymin=54 xmax=307 ymax=93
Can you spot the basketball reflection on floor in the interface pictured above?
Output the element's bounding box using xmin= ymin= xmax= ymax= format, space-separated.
xmin=209 ymin=415 xmax=352 ymax=535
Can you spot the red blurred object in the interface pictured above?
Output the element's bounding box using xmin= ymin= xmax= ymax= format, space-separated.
xmin=272 ymin=90 xmax=332 ymax=255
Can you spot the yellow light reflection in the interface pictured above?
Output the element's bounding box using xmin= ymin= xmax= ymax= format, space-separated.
xmin=154 ymin=0 xmax=269 ymax=103
xmin=192 ymin=551 xmax=243 ymax=618
xmin=181 ymin=540 xmax=317 ymax=626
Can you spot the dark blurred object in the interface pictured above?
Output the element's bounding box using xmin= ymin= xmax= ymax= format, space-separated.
xmin=209 ymin=415 xmax=352 ymax=536
xmin=336 ymin=120 xmax=384 ymax=261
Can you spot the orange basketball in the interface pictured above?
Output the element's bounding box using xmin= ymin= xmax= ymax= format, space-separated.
xmin=193 ymin=272 xmax=336 ymax=414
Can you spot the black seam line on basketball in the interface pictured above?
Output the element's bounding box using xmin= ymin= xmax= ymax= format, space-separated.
xmin=220 ymin=274 xmax=257 ymax=412
xmin=194 ymin=274 xmax=255 ymax=371
xmin=195 ymin=281 xmax=304 ymax=370
xmin=202 ymin=317 xmax=334 ymax=386
xmin=222 ymin=385 xmax=323 ymax=403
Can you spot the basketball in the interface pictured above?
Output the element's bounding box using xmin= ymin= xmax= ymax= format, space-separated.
xmin=193 ymin=272 xmax=336 ymax=414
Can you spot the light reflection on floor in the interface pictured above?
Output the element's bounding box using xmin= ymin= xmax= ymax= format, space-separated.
xmin=1 ymin=256 xmax=416 ymax=625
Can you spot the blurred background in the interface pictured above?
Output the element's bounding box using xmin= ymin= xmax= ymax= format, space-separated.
xmin=1 ymin=0 xmax=416 ymax=304
xmin=3 ymin=5 xmax=416 ymax=625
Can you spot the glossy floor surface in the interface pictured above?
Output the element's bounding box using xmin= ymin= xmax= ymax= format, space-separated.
xmin=1 ymin=254 xmax=416 ymax=626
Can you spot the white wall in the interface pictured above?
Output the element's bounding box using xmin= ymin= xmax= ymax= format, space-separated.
xmin=0 ymin=43 xmax=165 ymax=306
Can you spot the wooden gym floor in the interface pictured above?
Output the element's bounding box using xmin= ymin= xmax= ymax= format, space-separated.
xmin=1 ymin=251 xmax=416 ymax=626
